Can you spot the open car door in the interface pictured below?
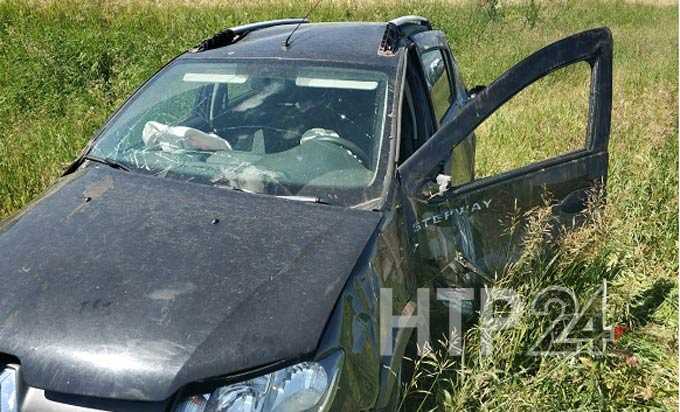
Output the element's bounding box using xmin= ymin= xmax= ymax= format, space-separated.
xmin=399 ymin=28 xmax=613 ymax=286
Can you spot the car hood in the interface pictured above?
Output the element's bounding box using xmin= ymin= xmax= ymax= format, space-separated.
xmin=0 ymin=166 xmax=381 ymax=401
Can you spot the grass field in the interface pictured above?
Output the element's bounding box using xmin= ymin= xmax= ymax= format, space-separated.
xmin=0 ymin=0 xmax=677 ymax=410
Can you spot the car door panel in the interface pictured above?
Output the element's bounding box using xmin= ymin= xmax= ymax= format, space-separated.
xmin=414 ymin=151 xmax=607 ymax=281
xmin=399 ymin=27 xmax=612 ymax=284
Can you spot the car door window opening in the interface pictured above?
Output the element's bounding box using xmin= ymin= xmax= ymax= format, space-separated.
xmin=471 ymin=61 xmax=591 ymax=181
xmin=398 ymin=29 xmax=612 ymax=196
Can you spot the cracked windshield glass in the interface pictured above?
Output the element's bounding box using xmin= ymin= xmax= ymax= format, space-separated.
xmin=89 ymin=60 xmax=390 ymax=206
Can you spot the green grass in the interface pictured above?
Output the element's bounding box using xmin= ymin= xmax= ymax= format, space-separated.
xmin=474 ymin=60 xmax=592 ymax=178
xmin=0 ymin=0 xmax=677 ymax=410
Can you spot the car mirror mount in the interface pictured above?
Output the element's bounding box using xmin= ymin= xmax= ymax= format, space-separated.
xmin=415 ymin=173 xmax=451 ymax=201
xmin=467 ymin=84 xmax=486 ymax=98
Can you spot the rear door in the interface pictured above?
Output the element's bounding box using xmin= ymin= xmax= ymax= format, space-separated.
xmin=399 ymin=28 xmax=613 ymax=285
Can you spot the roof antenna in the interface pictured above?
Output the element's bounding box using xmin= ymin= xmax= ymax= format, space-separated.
xmin=282 ymin=0 xmax=323 ymax=49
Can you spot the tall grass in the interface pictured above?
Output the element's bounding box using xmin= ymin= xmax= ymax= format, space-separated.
xmin=0 ymin=0 xmax=677 ymax=410
xmin=404 ymin=190 xmax=678 ymax=410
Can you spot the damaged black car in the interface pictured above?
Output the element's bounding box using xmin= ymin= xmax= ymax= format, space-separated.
xmin=0 ymin=16 xmax=612 ymax=412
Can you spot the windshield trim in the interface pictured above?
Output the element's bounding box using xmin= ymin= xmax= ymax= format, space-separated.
xmin=366 ymin=75 xmax=390 ymax=188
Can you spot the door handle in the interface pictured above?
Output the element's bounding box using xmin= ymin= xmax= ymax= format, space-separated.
xmin=558 ymin=189 xmax=589 ymax=214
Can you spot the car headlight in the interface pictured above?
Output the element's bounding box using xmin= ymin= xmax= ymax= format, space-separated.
xmin=174 ymin=351 xmax=343 ymax=412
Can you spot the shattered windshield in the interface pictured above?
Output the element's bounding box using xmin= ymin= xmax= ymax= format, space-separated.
xmin=89 ymin=59 xmax=391 ymax=206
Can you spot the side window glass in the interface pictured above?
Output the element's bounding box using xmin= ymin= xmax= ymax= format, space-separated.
xmin=449 ymin=137 xmax=474 ymax=186
xmin=420 ymin=49 xmax=453 ymax=121
xmin=473 ymin=62 xmax=591 ymax=180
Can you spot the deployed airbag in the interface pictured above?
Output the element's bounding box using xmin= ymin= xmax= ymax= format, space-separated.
xmin=142 ymin=121 xmax=232 ymax=152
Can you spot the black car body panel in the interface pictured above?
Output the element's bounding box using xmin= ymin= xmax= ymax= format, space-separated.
xmin=0 ymin=166 xmax=381 ymax=400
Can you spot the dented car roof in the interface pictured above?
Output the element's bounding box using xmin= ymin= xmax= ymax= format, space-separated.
xmin=180 ymin=22 xmax=400 ymax=67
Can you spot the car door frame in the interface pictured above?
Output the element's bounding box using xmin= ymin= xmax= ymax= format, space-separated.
xmin=410 ymin=29 xmax=460 ymax=125
xmin=398 ymin=27 xmax=613 ymax=196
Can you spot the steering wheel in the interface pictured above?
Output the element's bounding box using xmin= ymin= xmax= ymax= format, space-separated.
xmin=304 ymin=135 xmax=370 ymax=166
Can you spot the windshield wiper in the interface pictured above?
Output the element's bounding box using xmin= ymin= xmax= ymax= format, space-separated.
xmin=83 ymin=155 xmax=130 ymax=172
xmin=214 ymin=185 xmax=331 ymax=205
xmin=276 ymin=195 xmax=330 ymax=205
